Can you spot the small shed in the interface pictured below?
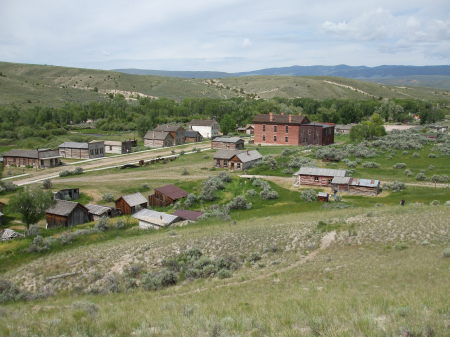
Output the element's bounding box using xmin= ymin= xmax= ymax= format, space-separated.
xmin=133 ymin=209 xmax=180 ymax=229
xmin=349 ymin=178 xmax=381 ymax=196
xmin=54 ymin=188 xmax=80 ymax=201
xmin=103 ymin=140 xmax=133 ymax=154
xmin=115 ymin=192 xmax=148 ymax=215
xmin=293 ymin=167 xmax=347 ymax=187
xmin=45 ymin=200 xmax=90 ymax=228
xmin=184 ymin=130 xmax=203 ymax=143
xmin=85 ymin=204 xmax=117 ymax=221
xmin=317 ymin=192 xmax=329 ymax=202
xmin=149 ymin=185 xmax=188 ymax=207
xmin=1 ymin=228 xmax=25 ymax=241
xmin=211 ymin=137 xmax=245 ymax=150
xmin=331 ymin=176 xmax=352 ymax=192
xmin=213 ymin=149 xmax=262 ymax=170
xmin=173 ymin=210 xmax=203 ymax=221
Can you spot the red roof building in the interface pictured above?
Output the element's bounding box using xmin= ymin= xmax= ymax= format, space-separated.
xmin=149 ymin=184 xmax=189 ymax=207
xmin=173 ymin=210 xmax=203 ymax=221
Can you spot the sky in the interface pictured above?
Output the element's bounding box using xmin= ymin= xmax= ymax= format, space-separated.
xmin=0 ymin=0 xmax=449 ymax=72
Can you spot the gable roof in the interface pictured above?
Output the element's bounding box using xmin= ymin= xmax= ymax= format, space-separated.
xmin=59 ymin=142 xmax=89 ymax=149
xmin=350 ymin=178 xmax=380 ymax=188
xmin=235 ymin=150 xmax=263 ymax=163
xmin=212 ymin=136 xmax=243 ymax=143
xmin=144 ymin=130 xmax=173 ymax=140
xmin=154 ymin=124 xmax=184 ymax=132
xmin=155 ymin=184 xmax=188 ymax=200
xmin=189 ymin=119 xmax=218 ymax=126
xmin=253 ymin=113 xmax=308 ymax=125
xmin=133 ymin=209 xmax=179 ymax=227
xmin=213 ymin=149 xmax=241 ymax=160
xmin=85 ymin=204 xmax=113 ymax=216
xmin=46 ymin=200 xmax=85 ymax=217
xmin=2 ymin=149 xmax=60 ymax=159
xmin=119 ymin=192 xmax=147 ymax=207
xmin=173 ymin=210 xmax=203 ymax=221
xmin=331 ymin=176 xmax=352 ymax=185
xmin=294 ymin=167 xmax=347 ymax=177
xmin=185 ymin=130 xmax=202 ymax=138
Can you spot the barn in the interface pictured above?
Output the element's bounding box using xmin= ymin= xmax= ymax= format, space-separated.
xmin=149 ymin=184 xmax=188 ymax=207
xmin=293 ymin=167 xmax=347 ymax=187
xmin=153 ymin=124 xmax=185 ymax=145
xmin=211 ymin=136 xmax=245 ymax=150
xmin=143 ymin=131 xmax=174 ymax=148
xmin=115 ymin=192 xmax=148 ymax=215
xmin=59 ymin=141 xmax=105 ymax=159
xmin=213 ymin=149 xmax=262 ymax=170
xmin=45 ymin=200 xmax=90 ymax=228
xmin=133 ymin=209 xmax=180 ymax=229
xmin=85 ymin=204 xmax=117 ymax=221
xmin=2 ymin=149 xmax=61 ymax=168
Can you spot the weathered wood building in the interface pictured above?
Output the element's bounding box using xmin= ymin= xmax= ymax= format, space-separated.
xmin=184 ymin=130 xmax=203 ymax=143
xmin=45 ymin=200 xmax=90 ymax=228
xmin=153 ymin=124 xmax=185 ymax=145
xmin=213 ymin=149 xmax=262 ymax=170
xmin=133 ymin=209 xmax=180 ymax=229
xmin=331 ymin=177 xmax=381 ymax=196
xmin=2 ymin=149 xmax=61 ymax=168
xmin=144 ymin=131 xmax=174 ymax=148
xmin=293 ymin=167 xmax=347 ymax=187
xmin=253 ymin=113 xmax=335 ymax=146
xmin=103 ymin=140 xmax=133 ymax=154
xmin=59 ymin=141 xmax=105 ymax=159
xmin=85 ymin=204 xmax=117 ymax=221
xmin=54 ymin=188 xmax=80 ymax=201
xmin=149 ymin=184 xmax=188 ymax=207
xmin=173 ymin=210 xmax=203 ymax=222
xmin=115 ymin=192 xmax=148 ymax=215
xmin=211 ymin=136 xmax=245 ymax=150
xmin=189 ymin=119 xmax=220 ymax=138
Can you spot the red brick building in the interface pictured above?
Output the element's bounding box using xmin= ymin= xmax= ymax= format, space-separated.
xmin=253 ymin=113 xmax=334 ymax=146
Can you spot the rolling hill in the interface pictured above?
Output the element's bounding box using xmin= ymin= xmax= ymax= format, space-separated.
xmin=0 ymin=61 xmax=449 ymax=106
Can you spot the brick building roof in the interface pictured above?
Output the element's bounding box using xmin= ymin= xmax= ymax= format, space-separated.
xmin=253 ymin=113 xmax=308 ymax=125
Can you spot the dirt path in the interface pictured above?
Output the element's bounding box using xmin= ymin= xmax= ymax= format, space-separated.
xmin=158 ymin=231 xmax=336 ymax=299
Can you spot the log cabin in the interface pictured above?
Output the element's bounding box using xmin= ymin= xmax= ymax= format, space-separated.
xmin=2 ymin=149 xmax=61 ymax=168
xmin=85 ymin=204 xmax=118 ymax=221
xmin=143 ymin=131 xmax=175 ymax=148
xmin=115 ymin=192 xmax=148 ymax=215
xmin=331 ymin=177 xmax=381 ymax=196
xmin=45 ymin=200 xmax=90 ymax=228
xmin=59 ymin=141 xmax=105 ymax=159
xmin=211 ymin=136 xmax=245 ymax=150
xmin=148 ymin=184 xmax=188 ymax=207
xmin=184 ymin=130 xmax=203 ymax=143
xmin=213 ymin=149 xmax=262 ymax=170
xmin=293 ymin=167 xmax=347 ymax=187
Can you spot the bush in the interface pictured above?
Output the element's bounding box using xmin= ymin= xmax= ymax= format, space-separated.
xmin=26 ymin=225 xmax=41 ymax=237
xmin=124 ymin=264 xmax=143 ymax=278
xmin=59 ymin=170 xmax=71 ymax=177
xmin=27 ymin=235 xmax=51 ymax=252
xmin=393 ymin=163 xmax=407 ymax=169
xmin=102 ymin=193 xmax=115 ymax=202
xmin=141 ymin=183 xmax=150 ymax=191
xmin=260 ymin=188 xmax=279 ymax=200
xmin=184 ymin=193 xmax=197 ymax=207
xmin=181 ymin=168 xmax=189 ymax=176
xmin=142 ymin=270 xmax=178 ymax=290
xmin=443 ymin=248 xmax=450 ymax=258
xmin=287 ymin=156 xmax=313 ymax=169
xmin=0 ymin=181 xmax=18 ymax=192
xmin=416 ymin=172 xmax=427 ymax=181
xmin=200 ymin=205 xmax=230 ymax=220
xmin=247 ymin=253 xmax=262 ymax=263
xmin=217 ymin=269 xmax=232 ymax=279
xmin=362 ymin=161 xmax=380 ymax=168
xmin=73 ymin=167 xmax=83 ymax=175
xmin=428 ymin=153 xmax=437 ymax=158
xmin=300 ymin=189 xmax=317 ymax=202
xmin=0 ymin=279 xmax=28 ymax=303
xmin=94 ymin=217 xmax=109 ymax=231
xmin=382 ymin=181 xmax=406 ymax=192
xmin=430 ymin=200 xmax=440 ymax=206
xmin=404 ymin=169 xmax=413 ymax=177
xmin=42 ymin=179 xmax=52 ymax=189
xmin=412 ymin=152 xmax=420 ymax=158
xmin=246 ymin=189 xmax=256 ymax=197
xmin=227 ymin=196 xmax=252 ymax=210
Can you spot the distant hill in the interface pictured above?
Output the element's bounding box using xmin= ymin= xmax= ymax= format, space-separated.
xmin=0 ymin=61 xmax=449 ymax=106
xmin=114 ymin=65 xmax=450 ymax=89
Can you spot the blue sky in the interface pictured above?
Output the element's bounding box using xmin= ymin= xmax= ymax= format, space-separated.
xmin=0 ymin=0 xmax=449 ymax=71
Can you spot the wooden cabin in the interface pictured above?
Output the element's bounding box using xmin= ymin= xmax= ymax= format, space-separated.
xmin=293 ymin=167 xmax=347 ymax=187
xmin=115 ymin=193 xmax=148 ymax=215
xmin=2 ymin=149 xmax=61 ymax=168
xmin=331 ymin=177 xmax=381 ymax=196
xmin=59 ymin=141 xmax=105 ymax=159
xmin=103 ymin=140 xmax=133 ymax=154
xmin=330 ymin=176 xmax=352 ymax=192
xmin=153 ymin=124 xmax=185 ymax=145
xmin=149 ymin=184 xmax=188 ymax=207
xmin=45 ymin=200 xmax=90 ymax=228
xmin=184 ymin=130 xmax=203 ymax=143
xmin=144 ymin=131 xmax=175 ymax=148
xmin=213 ymin=149 xmax=262 ymax=170
xmin=211 ymin=137 xmax=245 ymax=150
xmin=85 ymin=204 xmax=118 ymax=221
xmin=133 ymin=209 xmax=180 ymax=229
xmin=54 ymin=188 xmax=80 ymax=201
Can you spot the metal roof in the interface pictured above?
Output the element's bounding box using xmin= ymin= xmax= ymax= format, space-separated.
xmin=331 ymin=176 xmax=352 ymax=184
xmin=173 ymin=210 xmax=203 ymax=221
xmin=2 ymin=148 xmax=60 ymax=159
xmin=85 ymin=204 xmax=113 ymax=216
xmin=212 ymin=136 xmax=244 ymax=143
xmin=46 ymin=200 xmax=84 ymax=216
xmin=155 ymin=184 xmax=188 ymax=200
xmin=144 ymin=131 xmax=173 ymax=140
xmin=120 ymin=192 xmax=148 ymax=207
xmin=213 ymin=149 xmax=241 ymax=160
xmin=236 ymin=150 xmax=263 ymax=163
xmin=133 ymin=209 xmax=179 ymax=227
xmin=185 ymin=130 xmax=202 ymax=138
xmin=350 ymin=178 xmax=380 ymax=188
xmin=317 ymin=192 xmax=329 ymax=197
xmin=294 ymin=167 xmax=347 ymax=177
xmin=59 ymin=142 xmax=89 ymax=149
xmin=1 ymin=228 xmax=24 ymax=241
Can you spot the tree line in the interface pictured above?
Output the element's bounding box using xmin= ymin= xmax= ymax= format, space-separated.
xmin=0 ymin=95 xmax=446 ymax=141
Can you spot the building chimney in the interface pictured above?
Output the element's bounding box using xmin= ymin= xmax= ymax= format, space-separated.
xmin=288 ymin=114 xmax=292 ymax=123
xmin=269 ymin=112 xmax=273 ymax=122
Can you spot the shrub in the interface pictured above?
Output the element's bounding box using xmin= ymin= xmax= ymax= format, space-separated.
xmin=184 ymin=193 xmax=197 ymax=207
xmin=123 ymin=264 xmax=143 ymax=278
xmin=345 ymin=160 xmax=358 ymax=168
xmin=246 ymin=189 xmax=256 ymax=197
xmin=412 ymin=152 xmax=420 ymax=158
xmin=300 ymin=189 xmax=317 ymax=202
xmin=0 ymin=181 xmax=18 ymax=192
xmin=102 ymin=193 xmax=115 ymax=202
xmin=94 ymin=217 xmax=109 ymax=232
xmin=111 ymin=219 xmax=126 ymax=229
xmin=200 ymin=205 xmax=230 ymax=220
xmin=59 ymin=170 xmax=71 ymax=177
xmin=393 ymin=163 xmax=407 ymax=169
xmin=382 ymin=181 xmax=406 ymax=192
xmin=181 ymin=168 xmax=189 ymax=176
xmin=428 ymin=153 xmax=437 ymax=158
xmin=443 ymin=248 xmax=450 ymax=258
xmin=227 ymin=196 xmax=252 ymax=210
xmin=416 ymin=172 xmax=427 ymax=181
xmin=73 ymin=167 xmax=83 ymax=175
xmin=0 ymin=279 xmax=28 ymax=303
xmin=141 ymin=183 xmax=150 ymax=190
xmin=142 ymin=270 xmax=178 ymax=290
xmin=428 ymin=165 xmax=435 ymax=170
xmin=362 ymin=161 xmax=380 ymax=168
xmin=404 ymin=169 xmax=413 ymax=177
xmin=247 ymin=253 xmax=262 ymax=263
xmin=260 ymin=188 xmax=279 ymax=200
xmin=27 ymin=235 xmax=50 ymax=252
xmin=217 ymin=269 xmax=232 ymax=279
xmin=287 ymin=156 xmax=313 ymax=169
xmin=26 ymin=225 xmax=41 ymax=237
xmin=257 ymin=156 xmax=277 ymax=169
xmin=430 ymin=200 xmax=440 ymax=206
xmin=42 ymin=179 xmax=52 ymax=189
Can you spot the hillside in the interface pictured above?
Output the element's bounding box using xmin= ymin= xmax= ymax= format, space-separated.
xmin=0 ymin=62 xmax=449 ymax=106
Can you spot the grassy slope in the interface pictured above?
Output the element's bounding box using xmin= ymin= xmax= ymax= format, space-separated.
xmin=1 ymin=61 xmax=449 ymax=106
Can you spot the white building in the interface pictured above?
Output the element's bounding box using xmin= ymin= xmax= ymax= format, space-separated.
xmin=132 ymin=209 xmax=180 ymax=229
xmin=188 ymin=119 xmax=220 ymax=139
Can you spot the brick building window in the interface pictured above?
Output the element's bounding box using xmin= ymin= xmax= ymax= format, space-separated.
xmin=285 ymin=136 xmax=288 ymax=142
xmin=273 ymin=135 xmax=277 ymax=141
xmin=285 ymin=125 xmax=288 ymax=133
xmin=262 ymin=125 xmax=266 ymax=131
xmin=262 ymin=135 xmax=266 ymax=141
xmin=274 ymin=125 xmax=277 ymax=132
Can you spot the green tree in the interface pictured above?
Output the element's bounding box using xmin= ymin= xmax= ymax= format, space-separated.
xmin=220 ymin=114 xmax=235 ymax=135
xmin=9 ymin=187 xmax=55 ymax=229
